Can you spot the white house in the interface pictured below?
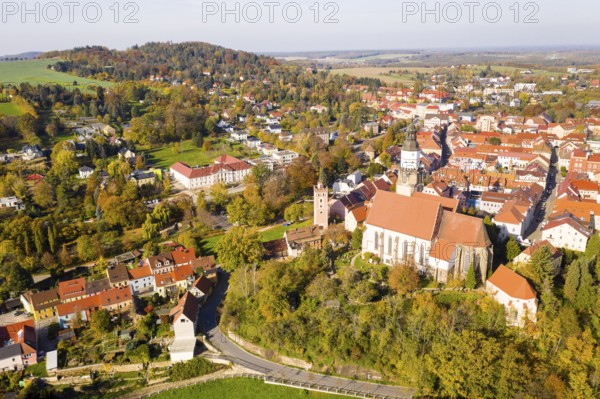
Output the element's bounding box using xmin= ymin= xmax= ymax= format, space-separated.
xmin=272 ymin=150 xmax=299 ymax=166
xmin=230 ymin=131 xmax=248 ymax=142
xmin=79 ymin=166 xmax=94 ymax=179
xmin=189 ymin=276 xmax=213 ymax=303
xmin=128 ymin=265 xmax=154 ymax=295
xmin=494 ymin=200 xmax=533 ymax=241
xmin=541 ymin=212 xmax=592 ymax=252
xmin=486 ymin=265 xmax=538 ymax=327
xmin=0 ymin=196 xmax=24 ymax=211
xmin=169 ymin=292 xmax=199 ymax=363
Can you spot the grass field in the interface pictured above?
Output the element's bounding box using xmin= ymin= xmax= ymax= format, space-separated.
xmin=0 ymin=102 xmax=25 ymax=116
xmin=150 ymin=378 xmax=354 ymax=399
xmin=201 ymin=234 xmax=224 ymax=257
xmin=0 ymin=59 xmax=112 ymax=88
xmin=328 ymin=67 xmax=432 ymax=85
xmin=144 ymin=140 xmax=253 ymax=169
xmin=260 ymin=219 xmax=312 ymax=242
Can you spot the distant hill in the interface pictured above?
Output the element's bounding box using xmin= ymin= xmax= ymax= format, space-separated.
xmin=0 ymin=51 xmax=42 ymax=61
xmin=40 ymin=42 xmax=280 ymax=82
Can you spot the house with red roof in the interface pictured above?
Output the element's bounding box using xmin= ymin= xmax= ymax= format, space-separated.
xmin=542 ymin=212 xmax=593 ymax=252
xmin=169 ymin=292 xmax=199 ymax=363
xmin=486 ymin=265 xmax=537 ymax=327
xmin=0 ymin=320 xmax=37 ymax=372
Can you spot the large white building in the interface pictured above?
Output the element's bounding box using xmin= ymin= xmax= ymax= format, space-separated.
xmin=170 ymin=155 xmax=252 ymax=189
xmin=541 ymin=212 xmax=593 ymax=252
xmin=486 ymin=265 xmax=537 ymax=327
xmin=362 ymin=191 xmax=493 ymax=283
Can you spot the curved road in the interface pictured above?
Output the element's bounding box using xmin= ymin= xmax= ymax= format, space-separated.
xmin=199 ymin=272 xmax=415 ymax=399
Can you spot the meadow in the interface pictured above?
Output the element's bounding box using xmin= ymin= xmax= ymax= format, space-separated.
xmin=0 ymin=102 xmax=25 ymax=116
xmin=143 ymin=140 xmax=256 ymax=169
xmin=150 ymin=378 xmax=354 ymax=399
xmin=328 ymin=66 xmax=432 ymax=85
xmin=0 ymin=59 xmax=112 ymax=88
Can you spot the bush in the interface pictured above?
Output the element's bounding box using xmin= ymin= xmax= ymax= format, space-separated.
xmin=170 ymin=357 xmax=219 ymax=382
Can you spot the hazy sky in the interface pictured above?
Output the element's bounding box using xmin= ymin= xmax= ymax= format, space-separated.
xmin=0 ymin=0 xmax=597 ymax=54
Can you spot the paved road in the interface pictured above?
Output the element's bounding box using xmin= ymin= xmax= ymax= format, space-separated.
xmin=527 ymin=156 xmax=559 ymax=241
xmin=199 ymin=272 xmax=416 ymax=399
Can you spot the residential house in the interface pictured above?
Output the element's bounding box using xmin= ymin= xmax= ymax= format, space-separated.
xmin=542 ymin=212 xmax=593 ymax=252
xmin=100 ymin=287 xmax=133 ymax=313
xmin=58 ymin=278 xmax=87 ymax=303
xmin=486 ymin=265 xmax=537 ymax=327
xmin=285 ymin=225 xmax=323 ymax=258
xmin=118 ymin=148 xmax=137 ymax=164
xmin=78 ymin=166 xmax=94 ymax=179
xmin=128 ymin=264 xmax=154 ymax=295
xmin=169 ymin=292 xmax=199 ymax=363
xmin=189 ymin=276 xmax=213 ymax=303
xmin=21 ymin=289 xmax=61 ymax=321
xmin=494 ymin=200 xmax=534 ymax=240
xmin=345 ymin=204 xmax=368 ymax=232
xmin=514 ymin=240 xmax=563 ymax=274
xmin=0 ymin=321 xmax=37 ymax=372
xmin=128 ymin=170 xmax=156 ymax=187
xmin=154 ymin=265 xmax=195 ymax=297
xmin=107 ymin=264 xmax=130 ymax=288
xmin=0 ymin=197 xmax=24 ymax=211
xmin=272 ymin=150 xmax=299 ymax=166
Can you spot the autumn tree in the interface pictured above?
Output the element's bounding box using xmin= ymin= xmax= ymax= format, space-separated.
xmin=32 ymin=181 xmax=55 ymax=208
xmin=389 ymin=264 xmax=420 ymax=296
xmin=215 ymin=227 xmax=263 ymax=272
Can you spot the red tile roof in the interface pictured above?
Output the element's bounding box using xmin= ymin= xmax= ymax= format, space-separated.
xmin=99 ymin=287 xmax=132 ymax=307
xmin=367 ymin=191 xmax=442 ymax=241
xmin=58 ymin=278 xmax=87 ymax=300
xmin=488 ymin=265 xmax=536 ymax=300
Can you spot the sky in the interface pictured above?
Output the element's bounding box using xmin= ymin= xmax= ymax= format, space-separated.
xmin=0 ymin=0 xmax=597 ymax=55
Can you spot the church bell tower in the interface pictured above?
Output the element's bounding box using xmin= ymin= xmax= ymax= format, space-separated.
xmin=396 ymin=124 xmax=423 ymax=197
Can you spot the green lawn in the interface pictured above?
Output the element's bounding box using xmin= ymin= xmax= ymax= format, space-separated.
xmin=144 ymin=140 xmax=256 ymax=169
xmin=25 ymin=361 xmax=48 ymax=378
xmin=0 ymin=59 xmax=112 ymax=88
xmin=260 ymin=220 xmax=312 ymax=242
xmin=201 ymin=234 xmax=224 ymax=258
xmin=150 ymin=378 xmax=354 ymax=399
xmin=0 ymin=102 xmax=25 ymax=116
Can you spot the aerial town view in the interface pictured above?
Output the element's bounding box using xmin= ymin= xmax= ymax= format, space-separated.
xmin=0 ymin=1 xmax=599 ymax=398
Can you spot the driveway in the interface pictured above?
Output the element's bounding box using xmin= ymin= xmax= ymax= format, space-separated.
xmin=199 ymin=272 xmax=416 ymax=399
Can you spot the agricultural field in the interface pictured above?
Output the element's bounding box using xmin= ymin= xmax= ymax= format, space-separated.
xmin=150 ymin=378 xmax=355 ymax=399
xmin=0 ymin=59 xmax=112 ymax=88
xmin=328 ymin=66 xmax=433 ymax=85
xmin=0 ymin=101 xmax=25 ymax=116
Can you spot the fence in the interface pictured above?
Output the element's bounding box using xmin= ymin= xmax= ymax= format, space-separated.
xmin=265 ymin=375 xmax=411 ymax=399
xmin=132 ymin=372 xmax=411 ymax=399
